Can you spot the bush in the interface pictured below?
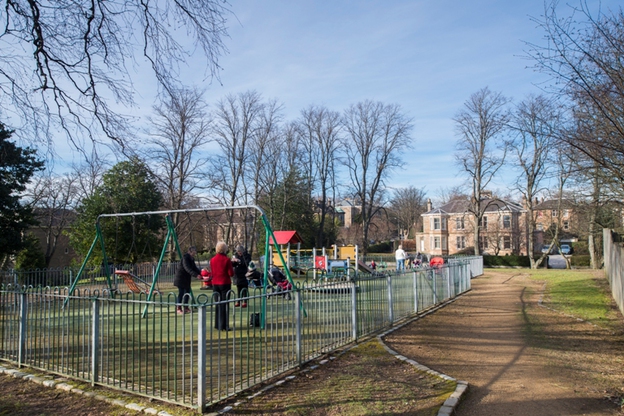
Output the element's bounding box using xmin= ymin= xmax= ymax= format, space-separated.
xmin=571 ymin=255 xmax=591 ymax=268
xmin=483 ymin=255 xmax=530 ymax=268
xmin=368 ymin=241 xmax=393 ymax=253
xmin=571 ymin=241 xmax=588 ymax=255
xmin=401 ymin=240 xmax=416 ymax=252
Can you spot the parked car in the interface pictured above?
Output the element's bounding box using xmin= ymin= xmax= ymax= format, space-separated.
xmin=541 ymin=244 xmax=556 ymax=254
xmin=560 ymin=244 xmax=572 ymax=255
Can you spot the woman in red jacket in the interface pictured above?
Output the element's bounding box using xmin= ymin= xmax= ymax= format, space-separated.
xmin=210 ymin=241 xmax=234 ymax=331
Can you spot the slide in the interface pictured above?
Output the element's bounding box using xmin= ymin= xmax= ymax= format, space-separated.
xmin=357 ymin=260 xmax=375 ymax=274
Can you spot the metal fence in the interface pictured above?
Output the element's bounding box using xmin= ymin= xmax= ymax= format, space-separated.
xmin=0 ymin=256 xmax=481 ymax=413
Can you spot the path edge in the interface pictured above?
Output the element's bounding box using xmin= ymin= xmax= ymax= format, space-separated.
xmin=378 ymin=293 xmax=470 ymax=416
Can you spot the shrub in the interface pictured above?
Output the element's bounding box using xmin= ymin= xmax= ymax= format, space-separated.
xmin=368 ymin=241 xmax=392 ymax=253
xmin=483 ymin=255 xmax=530 ymax=268
xmin=571 ymin=255 xmax=591 ymax=268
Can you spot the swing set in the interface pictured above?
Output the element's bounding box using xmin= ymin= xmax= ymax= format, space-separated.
xmin=64 ymin=205 xmax=301 ymax=320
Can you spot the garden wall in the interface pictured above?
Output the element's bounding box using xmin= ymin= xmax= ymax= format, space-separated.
xmin=603 ymin=229 xmax=624 ymax=317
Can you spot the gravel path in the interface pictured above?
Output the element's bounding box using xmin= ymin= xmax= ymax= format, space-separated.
xmin=384 ymin=271 xmax=624 ymax=416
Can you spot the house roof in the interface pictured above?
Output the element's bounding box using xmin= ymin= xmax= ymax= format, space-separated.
xmin=269 ymin=230 xmax=303 ymax=245
xmin=533 ymin=199 xmax=575 ymax=210
xmin=423 ymin=198 xmax=524 ymax=216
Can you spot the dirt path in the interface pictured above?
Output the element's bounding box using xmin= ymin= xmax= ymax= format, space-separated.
xmin=384 ymin=271 xmax=624 ymax=415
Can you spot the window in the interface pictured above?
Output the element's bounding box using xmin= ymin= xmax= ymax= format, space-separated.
xmin=563 ymin=221 xmax=569 ymax=230
xmin=536 ymin=223 xmax=543 ymax=231
xmin=455 ymin=217 xmax=464 ymax=230
xmin=563 ymin=209 xmax=570 ymax=218
xmin=479 ymin=236 xmax=488 ymax=249
xmin=479 ymin=216 xmax=488 ymax=230
xmin=503 ymin=215 xmax=511 ymax=229
xmin=64 ymin=248 xmax=69 ymax=254
xmin=456 ymin=236 xmax=466 ymax=249
xmin=433 ymin=217 xmax=440 ymax=230
xmin=442 ymin=236 xmax=447 ymax=250
xmin=551 ymin=209 xmax=558 ymax=217
xmin=503 ymin=236 xmax=511 ymax=249
xmin=433 ymin=237 xmax=441 ymax=249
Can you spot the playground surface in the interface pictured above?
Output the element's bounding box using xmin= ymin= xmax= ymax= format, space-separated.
xmin=1 ymin=270 xmax=623 ymax=415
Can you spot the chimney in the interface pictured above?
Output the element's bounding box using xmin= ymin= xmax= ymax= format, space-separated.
xmin=426 ymin=198 xmax=432 ymax=212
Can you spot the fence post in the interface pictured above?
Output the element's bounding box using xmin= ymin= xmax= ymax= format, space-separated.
xmin=197 ymin=305 xmax=207 ymax=413
xmin=18 ymin=292 xmax=27 ymax=368
xmin=295 ymin=290 xmax=302 ymax=365
xmin=351 ymin=281 xmax=358 ymax=341
xmin=387 ymin=274 xmax=393 ymax=324
xmin=91 ymin=300 xmax=100 ymax=385
xmin=446 ymin=266 xmax=451 ymax=299
xmin=413 ymin=271 xmax=418 ymax=313
xmin=432 ymin=269 xmax=437 ymax=304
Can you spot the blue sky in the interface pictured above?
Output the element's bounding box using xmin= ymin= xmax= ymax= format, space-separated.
xmin=54 ymin=0 xmax=621 ymax=199
xmin=199 ymin=0 xmax=616 ymax=198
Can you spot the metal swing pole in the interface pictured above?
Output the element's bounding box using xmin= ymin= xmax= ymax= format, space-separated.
xmin=64 ymin=222 xmax=109 ymax=308
xmin=141 ymin=215 xmax=176 ymax=318
xmin=261 ymin=215 xmax=307 ymax=318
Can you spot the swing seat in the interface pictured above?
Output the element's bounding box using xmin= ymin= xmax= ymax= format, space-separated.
xmin=114 ymin=270 xmax=159 ymax=295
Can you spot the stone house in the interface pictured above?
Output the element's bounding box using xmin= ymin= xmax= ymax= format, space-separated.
xmin=416 ymin=196 xmax=526 ymax=256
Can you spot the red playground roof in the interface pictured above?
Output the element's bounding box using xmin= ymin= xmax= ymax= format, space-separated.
xmin=269 ymin=230 xmax=303 ymax=245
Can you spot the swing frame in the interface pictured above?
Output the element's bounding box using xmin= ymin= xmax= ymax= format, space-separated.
xmin=65 ymin=205 xmax=301 ymax=321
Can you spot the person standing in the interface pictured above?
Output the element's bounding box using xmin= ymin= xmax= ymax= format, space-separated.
xmin=210 ymin=241 xmax=234 ymax=331
xmin=231 ymin=245 xmax=251 ymax=307
xmin=395 ymin=244 xmax=406 ymax=271
xmin=174 ymin=246 xmax=203 ymax=315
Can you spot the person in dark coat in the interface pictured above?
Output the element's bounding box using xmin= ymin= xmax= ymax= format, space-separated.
xmin=174 ymin=246 xmax=202 ymax=314
xmin=246 ymin=261 xmax=262 ymax=288
xmin=231 ymin=245 xmax=251 ymax=307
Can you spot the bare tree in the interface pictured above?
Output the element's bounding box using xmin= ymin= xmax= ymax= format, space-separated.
xmin=26 ymin=171 xmax=79 ymax=267
xmin=71 ymin=156 xmax=109 ymax=201
xmin=298 ymin=105 xmax=342 ymax=247
xmin=454 ymin=87 xmax=510 ymax=255
xmin=509 ymin=94 xmax=560 ymax=268
xmin=342 ymin=100 xmax=413 ymax=254
xmin=143 ymin=88 xmax=212 ymax=210
xmin=258 ymin=122 xmax=302 ymax=230
xmin=209 ymin=91 xmax=269 ymax=247
xmin=389 ymin=186 xmax=428 ymax=239
xmin=1 ymin=1 xmax=230 ymax=152
xmin=242 ymin=98 xmax=283 ymax=255
xmin=527 ymin=1 xmax=624 ymax=194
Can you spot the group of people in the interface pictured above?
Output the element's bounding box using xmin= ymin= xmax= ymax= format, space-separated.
xmin=394 ymin=245 xmax=424 ymax=270
xmin=173 ymin=243 xmax=274 ymax=331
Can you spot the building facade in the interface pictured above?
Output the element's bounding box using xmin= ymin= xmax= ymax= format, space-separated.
xmin=416 ymin=197 xmax=526 ymax=256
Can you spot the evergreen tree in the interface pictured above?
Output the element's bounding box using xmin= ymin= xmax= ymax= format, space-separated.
xmin=0 ymin=123 xmax=44 ymax=268
xmin=69 ymin=158 xmax=165 ymax=266
xmin=15 ymin=233 xmax=46 ymax=270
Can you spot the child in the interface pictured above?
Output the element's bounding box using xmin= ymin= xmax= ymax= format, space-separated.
xmin=199 ymin=268 xmax=212 ymax=290
xmin=246 ymin=261 xmax=263 ymax=288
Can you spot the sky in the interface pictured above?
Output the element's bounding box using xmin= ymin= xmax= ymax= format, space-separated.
xmin=199 ymin=0 xmax=608 ymax=198
xmin=56 ymin=0 xmax=622 ymax=201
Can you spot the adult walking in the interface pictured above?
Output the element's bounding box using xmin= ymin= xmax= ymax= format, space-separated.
xmin=232 ymin=245 xmax=251 ymax=307
xmin=174 ymin=246 xmax=203 ymax=315
xmin=210 ymin=241 xmax=234 ymax=331
xmin=395 ymin=244 xmax=407 ymax=271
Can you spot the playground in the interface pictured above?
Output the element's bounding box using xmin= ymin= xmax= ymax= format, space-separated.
xmin=2 ymin=268 xmax=622 ymax=415
xmin=0 ymin=204 xmax=477 ymax=412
